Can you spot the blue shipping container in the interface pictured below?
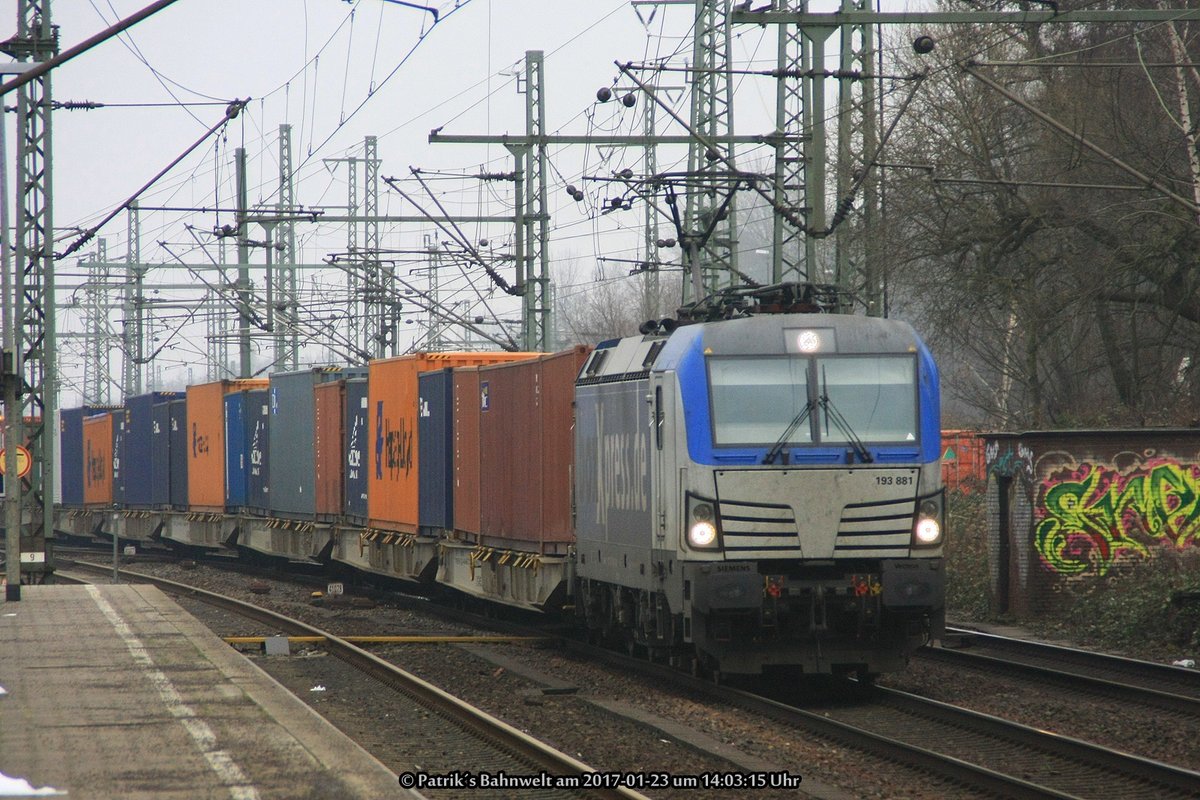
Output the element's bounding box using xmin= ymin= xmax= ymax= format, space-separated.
xmin=60 ymin=408 xmax=87 ymax=507
xmin=60 ymin=406 xmax=111 ymax=507
xmin=247 ymin=389 xmax=270 ymax=514
xmin=344 ymin=377 xmax=369 ymax=519
xmin=168 ymin=400 xmax=188 ymax=509
xmin=224 ymin=392 xmax=249 ymax=510
xmin=111 ymin=411 xmax=126 ymax=505
xmin=151 ymin=399 xmax=172 ymax=507
xmin=417 ymin=369 xmax=454 ymax=532
xmin=125 ymin=392 xmax=178 ymax=508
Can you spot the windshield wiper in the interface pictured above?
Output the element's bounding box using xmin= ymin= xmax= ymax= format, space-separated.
xmin=819 ymin=364 xmax=873 ymax=463
xmin=764 ymin=399 xmax=814 ymax=465
xmin=819 ymin=392 xmax=873 ymax=464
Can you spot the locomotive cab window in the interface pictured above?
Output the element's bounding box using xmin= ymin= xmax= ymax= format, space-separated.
xmin=708 ymin=357 xmax=811 ymax=446
xmin=816 ymin=356 xmax=916 ymax=443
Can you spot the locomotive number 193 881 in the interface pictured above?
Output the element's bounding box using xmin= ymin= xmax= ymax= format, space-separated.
xmin=875 ymin=475 xmax=915 ymax=486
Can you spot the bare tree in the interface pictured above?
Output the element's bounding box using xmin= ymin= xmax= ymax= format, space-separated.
xmin=555 ymin=258 xmax=684 ymax=345
xmin=881 ymin=5 xmax=1200 ymax=427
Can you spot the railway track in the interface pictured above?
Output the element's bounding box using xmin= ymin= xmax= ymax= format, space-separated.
xmin=940 ymin=626 xmax=1200 ymax=702
xmin=824 ymin=685 xmax=1200 ymax=799
xmin=60 ymin=562 xmax=647 ymax=800
xmin=563 ymin=638 xmax=1200 ymax=800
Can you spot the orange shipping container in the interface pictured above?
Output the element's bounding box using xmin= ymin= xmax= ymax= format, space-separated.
xmin=83 ymin=413 xmax=112 ymax=507
xmin=368 ymin=352 xmax=537 ymax=533
xmin=187 ymin=379 xmax=268 ymax=511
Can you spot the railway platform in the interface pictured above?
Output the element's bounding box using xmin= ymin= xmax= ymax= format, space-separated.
xmin=0 ymin=584 xmax=409 ymax=799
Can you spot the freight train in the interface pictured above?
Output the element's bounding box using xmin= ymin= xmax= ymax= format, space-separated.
xmin=57 ymin=285 xmax=945 ymax=679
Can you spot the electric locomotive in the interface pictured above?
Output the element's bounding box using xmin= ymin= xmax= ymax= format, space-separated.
xmin=573 ymin=286 xmax=945 ymax=678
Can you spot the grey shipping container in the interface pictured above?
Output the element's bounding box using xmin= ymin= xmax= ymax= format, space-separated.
xmin=168 ymin=399 xmax=188 ymax=509
xmin=344 ymin=377 xmax=369 ymax=520
xmin=268 ymin=368 xmax=343 ymax=519
xmin=418 ymin=369 xmax=454 ymax=533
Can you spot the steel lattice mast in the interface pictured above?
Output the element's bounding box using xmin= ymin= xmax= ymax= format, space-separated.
xmin=684 ymin=0 xmax=737 ymax=300
xmin=4 ymin=0 xmax=58 ymax=591
xmin=276 ymin=125 xmax=299 ymax=371
xmin=771 ymin=0 xmax=813 ymax=286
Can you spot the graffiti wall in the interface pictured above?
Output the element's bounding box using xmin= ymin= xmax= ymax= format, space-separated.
xmin=985 ymin=430 xmax=1200 ymax=616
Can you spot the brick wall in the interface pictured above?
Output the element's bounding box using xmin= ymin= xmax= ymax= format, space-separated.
xmin=984 ymin=430 xmax=1200 ymax=617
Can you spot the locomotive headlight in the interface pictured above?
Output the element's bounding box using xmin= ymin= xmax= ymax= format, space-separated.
xmin=914 ymin=517 xmax=941 ymax=545
xmin=689 ymin=520 xmax=719 ymax=548
xmin=912 ymin=493 xmax=944 ymax=547
xmin=686 ymin=495 xmax=722 ymax=549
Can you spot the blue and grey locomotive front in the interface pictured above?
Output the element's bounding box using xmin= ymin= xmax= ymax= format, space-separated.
xmin=573 ymin=312 xmax=944 ymax=678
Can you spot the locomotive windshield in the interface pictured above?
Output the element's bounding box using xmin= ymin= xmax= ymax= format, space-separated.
xmin=709 ymin=357 xmax=811 ymax=446
xmin=708 ymin=355 xmax=917 ymax=447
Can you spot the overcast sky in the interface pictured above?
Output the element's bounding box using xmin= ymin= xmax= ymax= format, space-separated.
xmin=4 ymin=0 xmax=926 ymax=401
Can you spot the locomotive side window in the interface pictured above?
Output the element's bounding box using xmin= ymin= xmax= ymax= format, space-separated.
xmin=708 ymin=357 xmax=811 ymax=446
xmin=816 ymin=356 xmax=916 ymax=443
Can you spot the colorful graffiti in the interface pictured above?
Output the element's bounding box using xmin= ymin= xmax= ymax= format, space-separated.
xmin=985 ymin=440 xmax=1034 ymax=480
xmin=1035 ymin=458 xmax=1200 ymax=576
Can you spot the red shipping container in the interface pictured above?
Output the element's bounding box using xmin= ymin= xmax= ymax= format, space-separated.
xmin=368 ymin=352 xmax=536 ymax=533
xmin=314 ymin=381 xmax=345 ymax=521
xmin=83 ymin=413 xmax=112 ymax=507
xmin=942 ymin=429 xmax=987 ymax=494
xmin=187 ymin=379 xmax=268 ymax=511
xmin=474 ymin=347 xmax=590 ymax=551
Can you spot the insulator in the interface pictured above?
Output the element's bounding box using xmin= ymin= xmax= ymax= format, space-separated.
xmin=596 ymin=87 xmax=613 ymax=103
xmin=572 ymin=190 xmax=584 ymax=202
xmin=622 ymin=93 xmax=636 ymax=108
xmin=565 ymin=184 xmax=577 ymax=196
xmin=619 ymin=168 xmax=634 ymax=180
